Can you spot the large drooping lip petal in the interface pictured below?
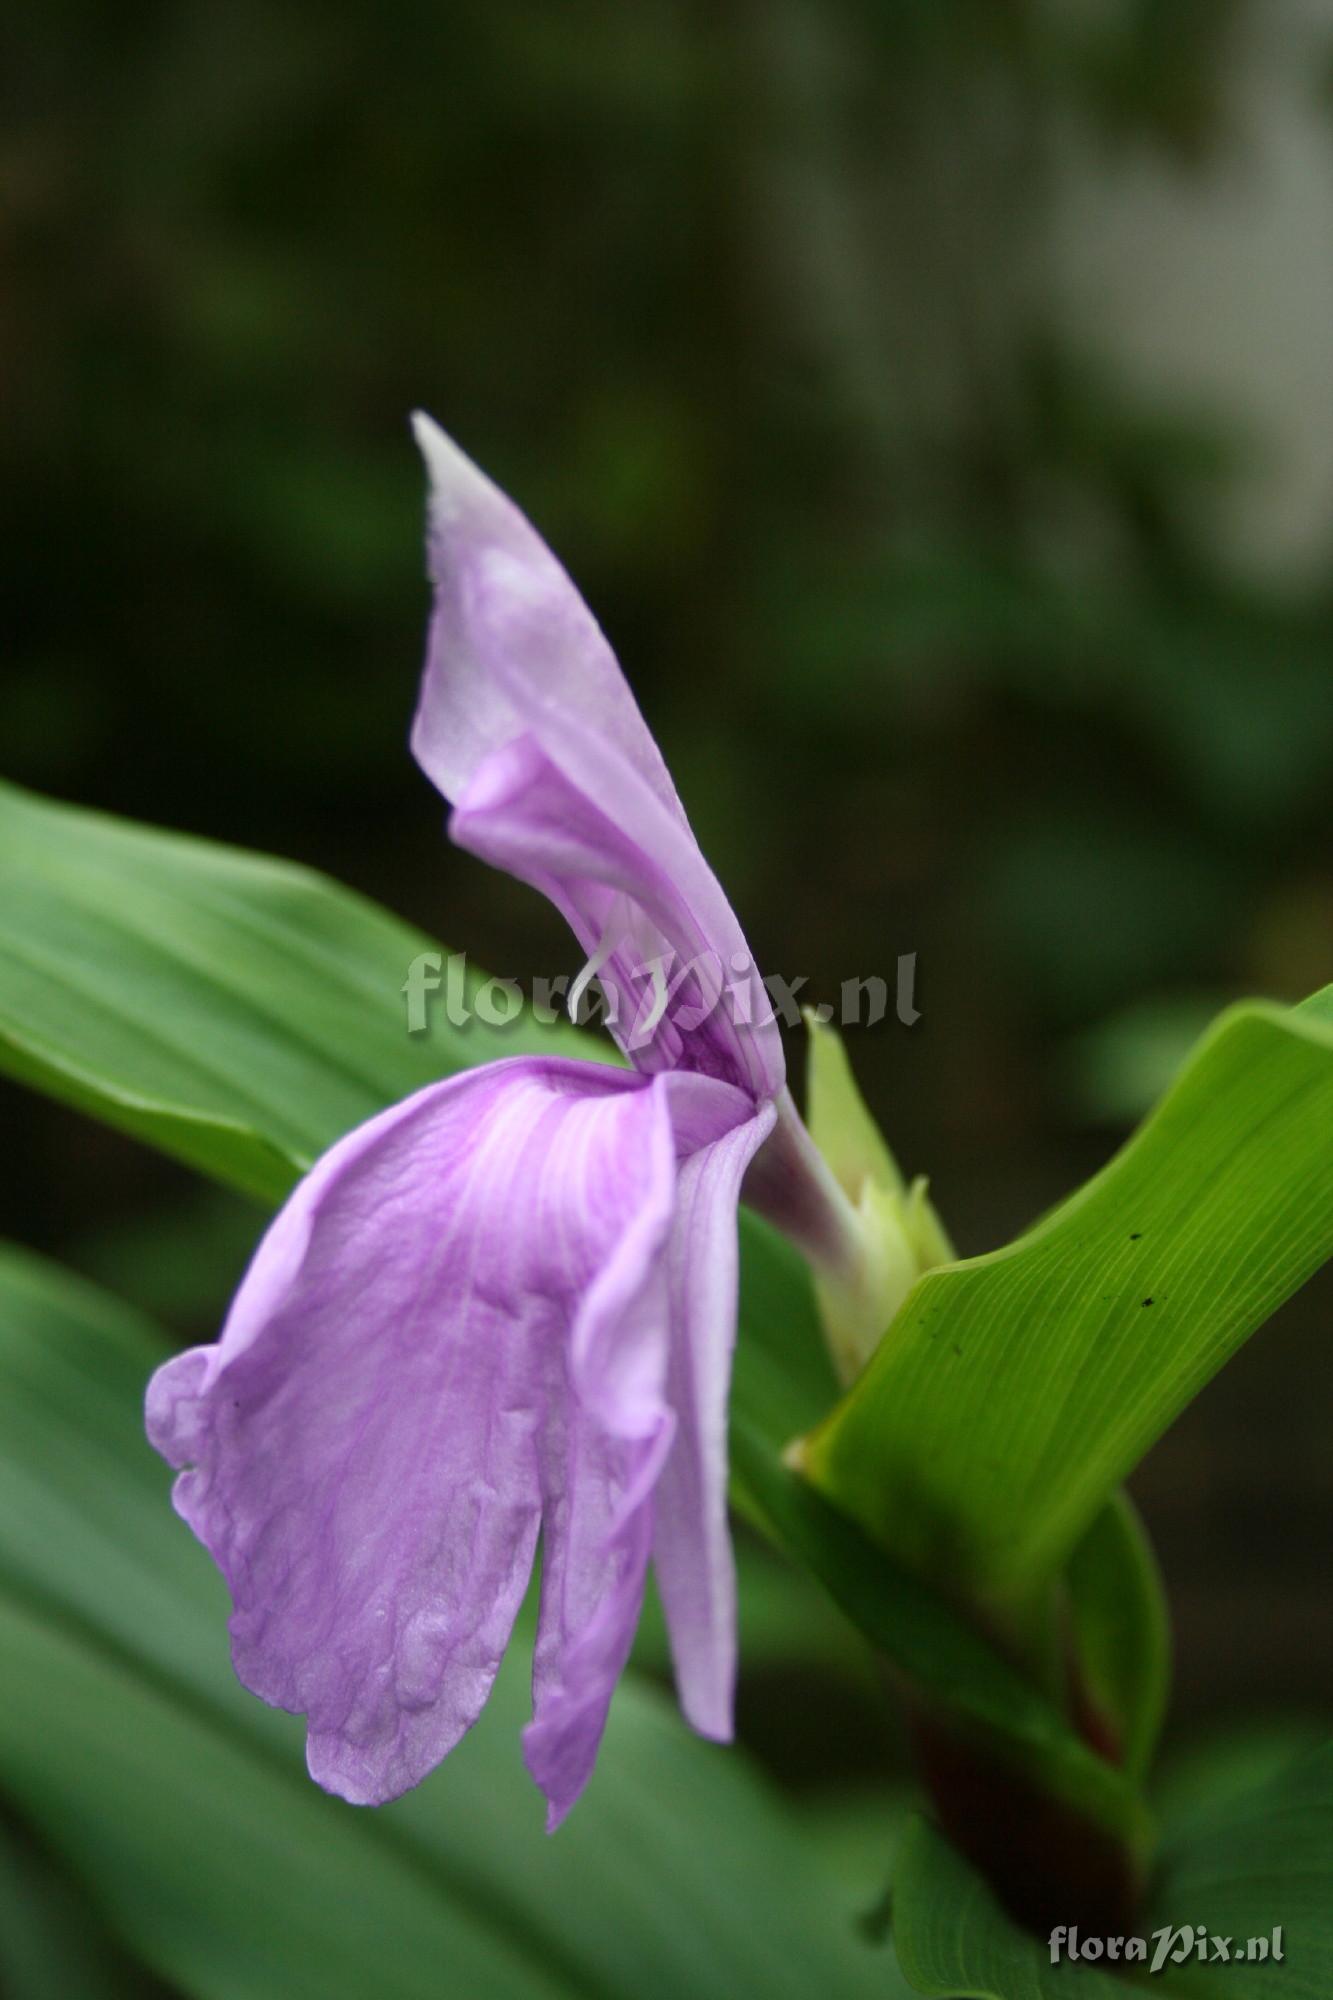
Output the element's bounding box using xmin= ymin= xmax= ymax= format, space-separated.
xmin=410 ymin=415 xmax=784 ymax=1104
xmin=146 ymin=1054 xmax=764 ymax=1816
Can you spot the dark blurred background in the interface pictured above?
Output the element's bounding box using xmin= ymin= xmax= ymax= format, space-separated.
xmin=4 ymin=0 xmax=1331 ymax=1779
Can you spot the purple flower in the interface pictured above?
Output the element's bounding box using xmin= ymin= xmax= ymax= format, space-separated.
xmin=146 ymin=421 xmax=849 ymax=1819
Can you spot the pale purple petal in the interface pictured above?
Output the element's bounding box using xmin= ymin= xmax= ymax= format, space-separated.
xmin=410 ymin=415 xmax=783 ymax=1102
xmin=653 ymin=1094 xmax=777 ymax=1739
xmin=146 ymin=1057 xmax=684 ymax=1808
xmin=521 ymin=1401 xmax=666 ymax=1827
xmin=409 ymin=414 xmax=685 ymax=826
xmin=146 ymin=1054 xmax=768 ymax=1818
xmin=450 ymin=732 xmax=767 ymax=1092
xmin=520 ymin=1070 xmax=759 ymax=1822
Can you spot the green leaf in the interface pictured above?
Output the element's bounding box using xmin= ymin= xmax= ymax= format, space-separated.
xmin=729 ymin=1218 xmax=1148 ymax=1856
xmin=1145 ymin=1741 xmax=1333 ymax=1998
xmin=801 ymin=993 xmax=1333 ymax=1610
xmin=1153 ymin=1723 xmax=1331 ymax=1832
xmin=891 ymin=1816 xmax=1129 ymax=1997
xmin=1298 ymin=983 xmax=1333 ymax=1029
xmin=0 ymin=779 xmax=592 ymax=1203
xmin=0 ymin=1812 xmax=146 ymax=2000
xmin=1064 ymin=1493 xmax=1169 ymax=1782
xmin=0 ymin=1241 xmax=906 ymax=2000
xmin=0 ymin=784 xmax=1141 ymax=1852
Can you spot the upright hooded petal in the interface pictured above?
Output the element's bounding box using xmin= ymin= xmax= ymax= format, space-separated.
xmin=410 ymin=415 xmax=784 ymax=1103
xmin=146 ymin=1054 xmax=761 ymax=1814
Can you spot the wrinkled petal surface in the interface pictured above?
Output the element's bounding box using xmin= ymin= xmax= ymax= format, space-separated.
xmin=147 ymin=1055 xmax=760 ymax=1814
xmin=411 ymin=415 xmax=783 ymax=1102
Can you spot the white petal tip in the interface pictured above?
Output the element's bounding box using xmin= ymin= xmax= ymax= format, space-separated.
xmin=681 ymin=1698 xmax=734 ymax=1745
xmin=409 ymin=414 xmax=518 ymax=567
xmin=410 ymin=409 xmax=462 ymax=483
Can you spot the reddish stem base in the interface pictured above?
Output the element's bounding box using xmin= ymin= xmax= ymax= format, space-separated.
xmin=908 ymin=1708 xmax=1142 ymax=1940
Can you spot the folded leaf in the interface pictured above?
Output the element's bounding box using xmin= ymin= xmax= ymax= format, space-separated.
xmin=801 ymin=995 xmax=1333 ymax=1610
xmin=1063 ymin=1493 xmax=1169 ymax=1782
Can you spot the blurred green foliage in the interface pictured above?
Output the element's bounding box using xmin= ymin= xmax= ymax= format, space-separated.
xmin=7 ymin=0 xmax=1331 ymax=1172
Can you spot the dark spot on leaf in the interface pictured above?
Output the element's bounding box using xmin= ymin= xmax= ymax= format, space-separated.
xmin=951 ymin=1343 xmax=963 ymax=1358
xmin=1141 ymin=1297 xmax=1154 ymax=1307
xmin=1129 ymin=1232 xmax=1142 ymax=1241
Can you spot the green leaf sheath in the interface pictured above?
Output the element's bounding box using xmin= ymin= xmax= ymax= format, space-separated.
xmin=892 ymin=1739 xmax=1333 ymax=2000
xmin=1063 ymin=1494 xmax=1170 ymax=1782
xmin=801 ymin=995 xmax=1333 ymax=1610
xmin=732 ymin=1219 xmax=1149 ymax=1859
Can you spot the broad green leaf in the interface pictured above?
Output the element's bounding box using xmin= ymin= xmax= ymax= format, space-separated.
xmin=1064 ymin=1493 xmax=1169 ymax=1782
xmin=891 ymin=1817 xmax=1129 ymax=1997
xmin=794 ymin=1787 xmax=917 ymax=1924
xmin=801 ymin=994 xmax=1333 ymax=1609
xmin=0 ymin=1812 xmax=146 ymax=2000
xmin=0 ymin=779 xmax=590 ymax=1203
xmin=1145 ymin=1741 xmax=1333 ymax=1999
xmin=0 ymin=1241 xmax=904 ymax=2000
xmin=0 ymin=784 xmax=1141 ymax=1848
xmin=1298 ymin=985 xmax=1333 ymax=1029
xmin=1153 ymin=1723 xmax=1331 ymax=1832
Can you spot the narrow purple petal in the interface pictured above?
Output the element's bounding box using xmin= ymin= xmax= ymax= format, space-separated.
xmin=521 ymin=1402 xmax=667 ymax=1828
xmin=410 ymin=416 xmax=783 ymax=1102
xmin=653 ymin=1095 xmax=777 ymax=1739
xmin=520 ymin=1070 xmax=760 ymax=1822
